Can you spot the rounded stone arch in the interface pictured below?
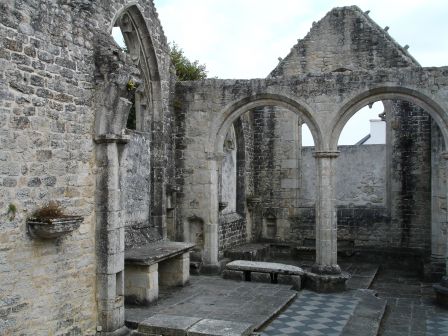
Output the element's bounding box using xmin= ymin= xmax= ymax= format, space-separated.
xmin=211 ymin=93 xmax=323 ymax=154
xmin=111 ymin=3 xmax=163 ymax=129
xmin=329 ymin=86 xmax=448 ymax=150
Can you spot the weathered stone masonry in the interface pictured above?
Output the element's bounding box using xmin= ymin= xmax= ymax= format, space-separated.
xmin=0 ymin=0 xmax=174 ymax=334
xmin=2 ymin=2 xmax=448 ymax=335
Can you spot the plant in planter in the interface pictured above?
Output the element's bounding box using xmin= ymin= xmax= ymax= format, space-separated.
xmin=27 ymin=201 xmax=83 ymax=239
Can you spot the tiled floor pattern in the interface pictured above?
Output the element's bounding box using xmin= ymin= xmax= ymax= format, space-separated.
xmin=427 ymin=316 xmax=448 ymax=336
xmin=261 ymin=290 xmax=359 ymax=336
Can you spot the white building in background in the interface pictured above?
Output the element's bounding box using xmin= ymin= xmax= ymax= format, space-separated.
xmin=357 ymin=119 xmax=386 ymax=145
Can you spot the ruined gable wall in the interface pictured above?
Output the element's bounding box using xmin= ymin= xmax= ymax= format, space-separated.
xmin=0 ymin=0 xmax=171 ymax=334
xmin=270 ymin=6 xmax=417 ymax=78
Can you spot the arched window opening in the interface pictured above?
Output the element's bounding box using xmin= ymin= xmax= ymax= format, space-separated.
xmin=338 ymin=102 xmax=385 ymax=145
xmin=220 ymin=124 xmax=237 ymax=214
xmin=111 ymin=10 xmax=156 ymax=132
xmin=301 ymin=123 xmax=315 ymax=147
xmin=217 ymin=104 xmax=317 ymax=254
xmin=335 ymin=98 xmax=444 ymax=277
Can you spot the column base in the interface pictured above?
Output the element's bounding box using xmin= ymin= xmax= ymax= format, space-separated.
xmin=305 ymin=270 xmax=350 ymax=293
xmin=311 ymin=263 xmax=341 ymax=275
xmin=433 ymin=276 xmax=448 ymax=307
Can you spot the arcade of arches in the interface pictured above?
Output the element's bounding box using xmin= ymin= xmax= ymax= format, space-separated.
xmin=2 ymin=1 xmax=448 ymax=335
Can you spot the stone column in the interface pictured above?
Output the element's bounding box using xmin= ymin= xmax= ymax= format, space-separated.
xmin=430 ymin=151 xmax=448 ymax=278
xmin=202 ymin=152 xmax=224 ymax=272
xmin=312 ymin=151 xmax=341 ymax=274
xmin=94 ymin=135 xmax=129 ymax=334
xmin=442 ymin=152 xmax=448 ymax=276
xmin=433 ymin=152 xmax=448 ymax=305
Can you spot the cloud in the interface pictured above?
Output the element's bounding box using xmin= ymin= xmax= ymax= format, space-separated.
xmin=153 ymin=0 xmax=448 ymax=144
xmin=154 ymin=0 xmax=448 ymax=77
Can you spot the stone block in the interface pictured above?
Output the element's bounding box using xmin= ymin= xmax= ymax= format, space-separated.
xmin=250 ymin=272 xmax=271 ymax=283
xmin=222 ymin=270 xmax=244 ymax=281
xmin=277 ymin=274 xmax=302 ymax=290
xmin=125 ymin=264 xmax=158 ymax=305
xmin=159 ymin=253 xmax=190 ymax=287
xmin=96 ymin=249 xmax=124 ymax=275
xmin=187 ymin=319 xmax=253 ymax=336
xmin=139 ymin=314 xmax=201 ymax=336
xmin=99 ymin=305 xmax=124 ymax=333
xmin=97 ymin=273 xmax=117 ymax=301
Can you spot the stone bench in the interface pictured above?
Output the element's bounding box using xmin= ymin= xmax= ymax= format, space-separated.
xmin=124 ymin=241 xmax=195 ymax=305
xmin=223 ymin=260 xmax=304 ymax=290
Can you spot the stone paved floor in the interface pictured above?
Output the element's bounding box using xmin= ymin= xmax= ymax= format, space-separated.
xmin=260 ymin=290 xmax=359 ymax=336
xmin=126 ymin=262 xmax=448 ymax=335
xmin=371 ymin=267 xmax=448 ymax=336
xmin=257 ymin=262 xmax=448 ymax=336
xmin=125 ymin=276 xmax=296 ymax=330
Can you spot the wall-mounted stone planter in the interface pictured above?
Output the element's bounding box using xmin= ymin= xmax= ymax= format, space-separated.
xmin=27 ymin=216 xmax=83 ymax=239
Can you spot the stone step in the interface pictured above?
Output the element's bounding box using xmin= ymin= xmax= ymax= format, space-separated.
xmin=138 ymin=314 xmax=253 ymax=336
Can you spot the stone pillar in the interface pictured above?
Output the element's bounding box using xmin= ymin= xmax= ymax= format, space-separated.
xmin=312 ymin=151 xmax=340 ymax=274
xmin=433 ymin=153 xmax=448 ymax=304
xmin=202 ymin=152 xmax=224 ymax=272
xmin=430 ymin=150 xmax=448 ymax=279
xmin=95 ymin=135 xmax=129 ymax=334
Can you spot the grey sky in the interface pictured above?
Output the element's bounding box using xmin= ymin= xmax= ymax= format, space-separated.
xmin=147 ymin=1 xmax=448 ymax=144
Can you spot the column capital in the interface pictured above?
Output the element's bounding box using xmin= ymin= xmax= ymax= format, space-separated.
xmin=313 ymin=150 xmax=340 ymax=159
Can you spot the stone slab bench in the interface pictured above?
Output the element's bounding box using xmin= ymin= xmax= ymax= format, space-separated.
xmin=125 ymin=241 xmax=195 ymax=305
xmin=223 ymin=260 xmax=304 ymax=290
xmin=138 ymin=314 xmax=253 ymax=336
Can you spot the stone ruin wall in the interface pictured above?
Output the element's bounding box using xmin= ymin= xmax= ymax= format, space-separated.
xmin=298 ymin=144 xmax=388 ymax=247
xmin=251 ymin=106 xmax=300 ymax=242
xmin=0 ymin=0 xmax=173 ymax=334
xmin=294 ymin=101 xmax=434 ymax=254
xmin=248 ymin=101 xmax=434 ymax=258
xmin=218 ymin=114 xmax=255 ymax=256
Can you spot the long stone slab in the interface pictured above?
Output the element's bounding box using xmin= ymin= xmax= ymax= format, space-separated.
xmin=187 ymin=319 xmax=253 ymax=336
xmin=138 ymin=314 xmax=201 ymax=336
xmin=226 ymin=260 xmax=304 ymax=275
xmin=137 ymin=314 xmax=253 ymax=336
xmin=125 ymin=241 xmax=195 ymax=266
